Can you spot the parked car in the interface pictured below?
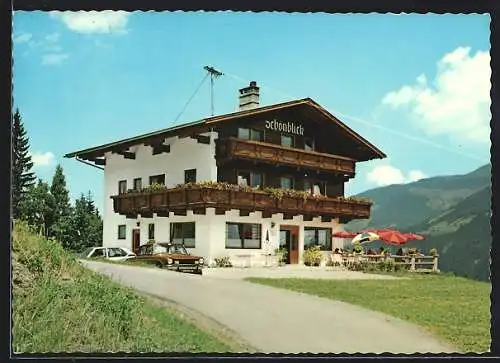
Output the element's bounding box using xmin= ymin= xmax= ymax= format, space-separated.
xmin=80 ymin=246 xmax=136 ymax=261
xmin=131 ymin=241 xmax=204 ymax=275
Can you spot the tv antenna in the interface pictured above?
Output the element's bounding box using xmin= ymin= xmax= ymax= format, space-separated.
xmin=204 ymin=65 xmax=223 ymax=116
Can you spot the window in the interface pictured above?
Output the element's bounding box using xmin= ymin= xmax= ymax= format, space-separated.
xmin=280 ymin=176 xmax=294 ymax=190
xmin=237 ymin=171 xmax=262 ymax=188
xmin=118 ymin=180 xmax=127 ymax=194
xmin=118 ymin=225 xmax=126 ymax=239
xmin=184 ymin=169 xmax=197 ymax=184
xmin=281 ymin=134 xmax=294 ymax=147
xmin=237 ymin=127 xmax=263 ymax=142
xmin=238 ymin=127 xmax=250 ymax=139
xmin=133 ymin=178 xmax=142 ymax=191
xmin=304 ymin=137 xmax=315 ymax=151
xmin=89 ymin=248 xmax=106 ymax=258
xmin=149 ymin=174 xmax=165 ymax=186
xmin=303 ymin=180 xmax=313 ymax=194
xmin=226 ymin=223 xmax=261 ymax=249
xmin=303 ymin=180 xmax=325 ymax=196
xmin=107 ymin=247 xmax=127 ymax=258
xmin=148 ymin=223 xmax=155 ymax=240
xmin=313 ymin=182 xmax=325 ymax=196
xmin=304 ymin=227 xmax=332 ymax=251
xmin=171 ymin=222 xmax=195 ymax=248
xmin=250 ymin=129 xmax=263 ymax=142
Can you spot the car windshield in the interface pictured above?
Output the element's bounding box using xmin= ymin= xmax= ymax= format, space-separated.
xmin=167 ymin=244 xmax=188 ymax=255
xmin=80 ymin=247 xmax=94 ymax=257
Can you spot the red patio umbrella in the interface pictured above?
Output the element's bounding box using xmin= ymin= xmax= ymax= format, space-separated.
xmin=376 ymin=229 xmax=408 ymax=246
xmin=332 ymin=230 xmax=358 ymax=238
xmin=403 ymin=232 xmax=425 ymax=241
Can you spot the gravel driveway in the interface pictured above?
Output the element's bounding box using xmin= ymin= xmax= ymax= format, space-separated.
xmin=82 ymin=260 xmax=456 ymax=354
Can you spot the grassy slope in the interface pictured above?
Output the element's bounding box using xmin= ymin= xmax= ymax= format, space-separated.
xmin=247 ymin=275 xmax=491 ymax=353
xmin=12 ymin=222 xmax=231 ymax=353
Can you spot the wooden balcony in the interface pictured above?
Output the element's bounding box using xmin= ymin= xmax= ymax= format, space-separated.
xmin=111 ymin=186 xmax=371 ymax=222
xmin=215 ymin=137 xmax=356 ymax=176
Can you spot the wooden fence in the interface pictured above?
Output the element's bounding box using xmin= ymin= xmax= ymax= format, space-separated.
xmin=335 ymin=254 xmax=439 ymax=273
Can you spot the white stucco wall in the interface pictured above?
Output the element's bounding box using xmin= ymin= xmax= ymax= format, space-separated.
xmin=102 ymin=131 xmax=218 ymax=249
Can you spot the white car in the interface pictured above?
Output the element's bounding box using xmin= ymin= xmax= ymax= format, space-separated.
xmin=80 ymin=246 xmax=136 ymax=261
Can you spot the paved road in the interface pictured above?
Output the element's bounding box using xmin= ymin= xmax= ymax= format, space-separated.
xmin=82 ymin=261 xmax=456 ymax=354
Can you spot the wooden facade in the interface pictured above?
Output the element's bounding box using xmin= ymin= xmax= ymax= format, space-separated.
xmin=111 ymin=187 xmax=371 ymax=221
xmin=216 ymin=137 xmax=356 ymax=176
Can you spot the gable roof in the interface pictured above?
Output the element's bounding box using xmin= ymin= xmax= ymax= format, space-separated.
xmin=64 ymin=97 xmax=386 ymax=160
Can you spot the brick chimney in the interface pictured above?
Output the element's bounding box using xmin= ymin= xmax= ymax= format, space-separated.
xmin=238 ymin=81 xmax=260 ymax=111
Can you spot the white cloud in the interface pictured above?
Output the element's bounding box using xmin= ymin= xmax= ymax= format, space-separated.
xmin=30 ymin=152 xmax=55 ymax=167
xmin=407 ymin=170 xmax=427 ymax=183
xmin=45 ymin=32 xmax=60 ymax=42
xmin=13 ymin=33 xmax=32 ymax=43
xmin=50 ymin=11 xmax=130 ymax=34
xmin=382 ymin=47 xmax=491 ymax=144
xmin=367 ymin=164 xmax=427 ymax=187
xmin=41 ymin=53 xmax=69 ymax=66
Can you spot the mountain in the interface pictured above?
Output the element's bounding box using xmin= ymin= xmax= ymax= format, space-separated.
xmin=405 ymin=186 xmax=491 ymax=282
xmin=347 ymin=164 xmax=491 ymax=231
xmin=346 ymin=164 xmax=491 ymax=282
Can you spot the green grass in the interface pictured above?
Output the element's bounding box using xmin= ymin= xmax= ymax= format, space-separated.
xmin=246 ymin=274 xmax=491 ymax=353
xmin=12 ymin=222 xmax=231 ymax=353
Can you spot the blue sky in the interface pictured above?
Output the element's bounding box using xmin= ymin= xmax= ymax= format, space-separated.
xmin=13 ymin=12 xmax=491 ymax=212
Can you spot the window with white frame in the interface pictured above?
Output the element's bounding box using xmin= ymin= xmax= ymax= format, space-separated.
xmin=170 ymin=222 xmax=195 ymax=248
xmin=225 ymin=223 xmax=261 ymax=249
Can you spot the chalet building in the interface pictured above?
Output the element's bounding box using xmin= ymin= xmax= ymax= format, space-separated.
xmin=65 ymin=81 xmax=386 ymax=267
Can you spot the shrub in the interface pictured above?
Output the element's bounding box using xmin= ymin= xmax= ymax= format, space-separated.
xmin=429 ymin=248 xmax=438 ymax=256
xmin=352 ymin=242 xmax=363 ymax=254
xmin=214 ymin=256 xmax=232 ymax=268
xmin=143 ymin=183 xmax=166 ymax=193
xmin=275 ymin=248 xmax=288 ymax=263
xmin=345 ymin=260 xmax=368 ymax=272
xmin=303 ymin=246 xmax=323 ymax=266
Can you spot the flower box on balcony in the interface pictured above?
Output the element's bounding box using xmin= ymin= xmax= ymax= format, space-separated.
xmin=110 ymin=182 xmax=372 ymax=220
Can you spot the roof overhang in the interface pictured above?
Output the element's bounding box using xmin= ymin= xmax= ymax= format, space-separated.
xmin=64 ymin=97 xmax=386 ymax=165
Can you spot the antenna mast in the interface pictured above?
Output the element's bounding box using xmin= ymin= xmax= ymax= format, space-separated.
xmin=203 ymin=65 xmax=223 ymax=116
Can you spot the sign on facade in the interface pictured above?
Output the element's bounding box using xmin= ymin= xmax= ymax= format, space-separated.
xmin=265 ymin=119 xmax=304 ymax=136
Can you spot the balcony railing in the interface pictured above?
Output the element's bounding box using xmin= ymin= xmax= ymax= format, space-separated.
xmin=111 ymin=186 xmax=371 ymax=220
xmin=215 ymin=137 xmax=356 ymax=176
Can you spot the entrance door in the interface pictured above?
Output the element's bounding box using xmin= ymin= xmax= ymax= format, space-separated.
xmin=132 ymin=229 xmax=141 ymax=254
xmin=279 ymin=225 xmax=299 ymax=264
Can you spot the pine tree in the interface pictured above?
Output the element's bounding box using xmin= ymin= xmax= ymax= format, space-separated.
xmin=12 ymin=109 xmax=36 ymax=218
xmin=48 ymin=164 xmax=71 ymax=235
xmin=67 ymin=193 xmax=102 ymax=251
xmin=19 ymin=179 xmax=55 ymax=236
